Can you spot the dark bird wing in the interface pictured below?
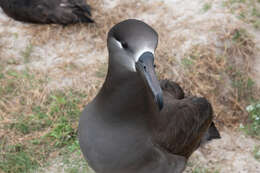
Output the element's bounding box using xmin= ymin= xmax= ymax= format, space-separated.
xmin=160 ymin=80 xmax=184 ymax=99
xmin=72 ymin=0 xmax=92 ymax=16
xmin=200 ymin=122 xmax=221 ymax=145
xmin=159 ymin=80 xmax=220 ymax=146
xmin=0 ymin=0 xmax=94 ymax=24
xmin=39 ymin=0 xmax=94 ymax=24
xmin=153 ymin=80 xmax=217 ymax=158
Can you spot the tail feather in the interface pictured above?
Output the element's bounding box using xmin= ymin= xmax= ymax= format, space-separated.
xmin=207 ymin=122 xmax=221 ymax=140
xmin=77 ymin=4 xmax=92 ymax=16
xmin=200 ymin=122 xmax=221 ymax=145
xmin=73 ymin=2 xmax=94 ymax=23
xmin=73 ymin=10 xmax=94 ymax=23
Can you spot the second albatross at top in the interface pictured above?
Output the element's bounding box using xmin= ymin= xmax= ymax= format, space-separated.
xmin=0 ymin=0 xmax=93 ymax=24
xmin=79 ymin=19 xmax=220 ymax=173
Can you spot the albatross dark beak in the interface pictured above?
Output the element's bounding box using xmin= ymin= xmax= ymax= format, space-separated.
xmin=136 ymin=52 xmax=163 ymax=110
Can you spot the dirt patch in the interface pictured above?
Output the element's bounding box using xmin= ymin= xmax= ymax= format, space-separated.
xmin=186 ymin=128 xmax=260 ymax=172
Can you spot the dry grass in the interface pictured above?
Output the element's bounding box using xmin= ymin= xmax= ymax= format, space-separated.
xmin=223 ymin=0 xmax=260 ymax=29
xmin=181 ymin=27 xmax=257 ymax=126
xmin=153 ymin=18 xmax=258 ymax=128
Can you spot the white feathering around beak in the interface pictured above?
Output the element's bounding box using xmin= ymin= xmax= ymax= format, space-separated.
xmin=134 ymin=48 xmax=155 ymax=62
xmin=131 ymin=48 xmax=154 ymax=72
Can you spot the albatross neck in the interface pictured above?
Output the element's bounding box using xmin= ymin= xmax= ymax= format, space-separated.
xmin=96 ymin=59 xmax=154 ymax=112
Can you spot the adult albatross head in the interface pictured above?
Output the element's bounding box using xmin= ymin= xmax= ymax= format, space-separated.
xmin=106 ymin=19 xmax=163 ymax=110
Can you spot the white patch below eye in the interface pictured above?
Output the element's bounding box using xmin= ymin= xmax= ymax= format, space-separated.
xmin=129 ymin=48 xmax=155 ymax=72
xmin=114 ymin=39 xmax=123 ymax=49
xmin=130 ymin=61 xmax=136 ymax=72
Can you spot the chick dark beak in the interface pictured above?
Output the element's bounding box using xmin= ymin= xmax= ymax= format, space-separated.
xmin=136 ymin=52 xmax=163 ymax=110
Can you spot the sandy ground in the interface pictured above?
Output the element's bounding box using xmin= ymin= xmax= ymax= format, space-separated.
xmin=0 ymin=0 xmax=260 ymax=172
xmin=186 ymin=128 xmax=260 ymax=172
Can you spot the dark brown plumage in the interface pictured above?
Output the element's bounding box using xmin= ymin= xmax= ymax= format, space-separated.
xmin=160 ymin=80 xmax=185 ymax=99
xmin=0 ymin=0 xmax=94 ymax=25
xmin=157 ymin=80 xmax=220 ymax=158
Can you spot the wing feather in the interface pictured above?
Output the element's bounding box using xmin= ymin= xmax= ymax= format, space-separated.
xmin=153 ymin=81 xmax=213 ymax=158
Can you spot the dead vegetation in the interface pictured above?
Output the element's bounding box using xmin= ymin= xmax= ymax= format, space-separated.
xmin=179 ymin=27 xmax=257 ymax=127
xmin=223 ymin=0 xmax=260 ymax=29
xmin=153 ymin=16 xmax=258 ymax=128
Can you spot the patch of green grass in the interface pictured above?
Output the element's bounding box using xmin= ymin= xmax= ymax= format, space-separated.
xmin=47 ymin=117 xmax=76 ymax=147
xmin=10 ymin=119 xmax=30 ymax=134
xmin=223 ymin=0 xmax=260 ymax=29
xmin=224 ymin=0 xmax=246 ymax=5
xmin=238 ymin=12 xmax=246 ymax=19
xmin=187 ymin=161 xmax=219 ymax=173
xmin=95 ymin=64 xmax=107 ymax=78
xmin=244 ymin=102 xmax=260 ymax=137
xmin=231 ymin=28 xmax=247 ymax=42
xmin=67 ymin=140 xmax=81 ymax=153
xmin=0 ymin=70 xmax=19 ymax=96
xmin=51 ymin=141 xmax=94 ymax=173
xmin=13 ymin=33 xmax=19 ymax=39
xmin=48 ymin=91 xmax=84 ymax=118
xmin=193 ymin=167 xmax=207 ymax=173
xmin=0 ymin=69 xmax=38 ymax=97
xmin=63 ymin=153 xmax=93 ymax=173
xmin=192 ymin=166 xmax=219 ymax=173
xmin=225 ymin=64 xmax=254 ymax=101
xmin=3 ymin=80 xmax=17 ymax=95
xmin=231 ymin=73 xmax=254 ymax=100
xmin=0 ymin=144 xmax=39 ymax=173
xmin=9 ymin=110 xmax=51 ymax=135
xmin=63 ymin=62 xmax=79 ymax=71
xmin=1 ymin=89 xmax=86 ymax=173
xmin=252 ymin=7 xmax=260 ymax=17
xmin=181 ymin=57 xmax=194 ymax=68
xmin=6 ymin=59 xmax=20 ymax=65
xmin=253 ymin=145 xmax=260 ymax=161
xmin=226 ymin=29 xmax=255 ymax=101
xmin=0 ymin=72 xmax=4 ymax=79
xmin=0 ymin=67 xmax=87 ymax=172
xmin=21 ymin=43 xmax=33 ymax=63
xmin=202 ymin=3 xmax=212 ymax=12
xmin=253 ymin=20 xmax=260 ymax=29
xmin=43 ymin=90 xmax=86 ymax=148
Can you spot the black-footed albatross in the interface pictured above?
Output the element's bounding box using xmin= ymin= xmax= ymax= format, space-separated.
xmin=79 ymin=19 xmax=220 ymax=173
xmin=0 ymin=0 xmax=94 ymax=24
